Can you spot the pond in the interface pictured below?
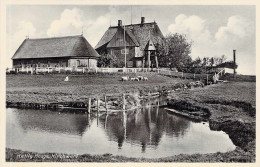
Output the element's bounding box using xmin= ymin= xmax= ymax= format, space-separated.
xmin=6 ymin=101 xmax=236 ymax=158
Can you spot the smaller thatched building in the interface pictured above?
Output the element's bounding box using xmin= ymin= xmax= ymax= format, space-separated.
xmin=12 ymin=35 xmax=100 ymax=69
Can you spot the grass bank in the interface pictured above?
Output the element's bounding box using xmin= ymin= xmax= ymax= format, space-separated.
xmin=6 ymin=145 xmax=254 ymax=162
xmin=6 ymin=73 xmax=192 ymax=104
xmin=6 ymin=74 xmax=256 ymax=162
xmin=167 ymin=82 xmax=255 ymax=162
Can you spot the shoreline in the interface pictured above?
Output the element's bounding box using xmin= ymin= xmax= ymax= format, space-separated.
xmin=5 ymin=74 xmax=255 ymax=162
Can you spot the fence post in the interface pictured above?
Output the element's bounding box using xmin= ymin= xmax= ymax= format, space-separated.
xmin=206 ymin=74 xmax=209 ymax=85
xmin=97 ymin=103 xmax=99 ymax=126
xmin=194 ymin=73 xmax=195 ymax=79
xmin=122 ymin=93 xmax=125 ymax=110
xmin=97 ymin=97 xmax=99 ymax=113
xmin=182 ymin=72 xmax=184 ymax=78
xmin=88 ymin=98 xmax=91 ymax=114
xmin=27 ymin=67 xmax=28 ymax=73
xmin=104 ymin=95 xmax=107 ymax=113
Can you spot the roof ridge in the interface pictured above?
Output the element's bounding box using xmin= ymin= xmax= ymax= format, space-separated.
xmin=109 ymin=22 xmax=157 ymax=28
xmin=12 ymin=35 xmax=100 ymax=60
xmin=26 ymin=35 xmax=83 ymax=40
xmin=95 ymin=21 xmax=164 ymax=50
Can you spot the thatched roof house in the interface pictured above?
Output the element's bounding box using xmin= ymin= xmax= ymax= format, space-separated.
xmin=12 ymin=35 xmax=100 ymax=69
xmin=95 ymin=17 xmax=165 ymax=68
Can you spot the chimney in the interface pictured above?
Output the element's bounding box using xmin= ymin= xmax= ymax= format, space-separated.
xmin=233 ymin=50 xmax=236 ymax=74
xmin=141 ymin=17 xmax=145 ymax=24
xmin=118 ymin=20 xmax=122 ymax=27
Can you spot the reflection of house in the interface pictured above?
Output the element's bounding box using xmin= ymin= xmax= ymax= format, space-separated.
xmin=95 ymin=17 xmax=165 ymax=68
xmin=99 ymin=106 xmax=190 ymax=151
xmin=12 ymin=35 xmax=100 ymax=69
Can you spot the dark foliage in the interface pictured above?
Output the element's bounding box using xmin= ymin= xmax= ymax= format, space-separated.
xmin=97 ymin=53 xmax=124 ymax=67
xmin=157 ymin=33 xmax=193 ymax=71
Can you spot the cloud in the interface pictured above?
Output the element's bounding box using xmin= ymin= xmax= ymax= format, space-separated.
xmin=214 ymin=15 xmax=255 ymax=75
xmin=84 ymin=15 xmax=110 ymax=47
xmin=215 ymin=15 xmax=251 ymax=40
xmin=46 ymin=7 xmax=109 ymax=46
xmin=168 ymin=14 xmax=214 ymax=61
xmin=168 ymin=14 xmax=212 ymax=42
xmin=13 ymin=21 xmax=37 ymax=41
xmin=168 ymin=14 xmax=255 ymax=75
xmin=7 ymin=7 xmax=132 ymax=68
xmin=7 ymin=8 xmax=255 ymax=75
xmin=46 ymin=7 xmax=130 ymax=47
xmin=6 ymin=21 xmax=37 ymax=68
xmin=84 ymin=6 xmax=131 ymax=47
xmin=47 ymin=8 xmax=84 ymax=37
xmin=215 ymin=15 xmax=254 ymax=52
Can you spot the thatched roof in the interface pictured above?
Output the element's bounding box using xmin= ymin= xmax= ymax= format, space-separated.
xmin=12 ymin=35 xmax=100 ymax=60
xmin=106 ymin=27 xmax=140 ymax=48
xmin=95 ymin=22 xmax=164 ymax=51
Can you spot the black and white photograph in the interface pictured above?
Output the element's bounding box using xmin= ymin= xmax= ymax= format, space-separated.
xmin=0 ymin=1 xmax=258 ymax=165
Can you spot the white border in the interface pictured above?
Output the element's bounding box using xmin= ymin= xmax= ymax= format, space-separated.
xmin=0 ymin=0 xmax=258 ymax=167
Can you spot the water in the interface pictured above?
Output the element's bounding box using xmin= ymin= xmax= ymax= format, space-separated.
xmin=6 ymin=103 xmax=236 ymax=158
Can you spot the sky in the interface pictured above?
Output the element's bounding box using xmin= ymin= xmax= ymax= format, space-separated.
xmin=6 ymin=5 xmax=255 ymax=75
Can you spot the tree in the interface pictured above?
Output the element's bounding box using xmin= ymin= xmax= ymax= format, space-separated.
xmin=209 ymin=57 xmax=214 ymax=67
xmin=97 ymin=53 xmax=110 ymax=67
xmin=213 ymin=57 xmax=221 ymax=66
xmin=157 ymin=33 xmax=193 ymax=71
xmin=219 ymin=54 xmax=227 ymax=64
xmin=193 ymin=57 xmax=202 ymax=67
xmin=97 ymin=53 xmax=124 ymax=67
xmin=202 ymin=57 xmax=209 ymax=67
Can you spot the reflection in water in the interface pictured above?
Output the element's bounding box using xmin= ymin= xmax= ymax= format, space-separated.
xmin=14 ymin=109 xmax=91 ymax=136
xmin=100 ymin=101 xmax=190 ymax=152
xmin=6 ymin=100 xmax=236 ymax=158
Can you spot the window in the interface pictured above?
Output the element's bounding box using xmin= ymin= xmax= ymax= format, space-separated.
xmin=121 ymin=48 xmax=129 ymax=54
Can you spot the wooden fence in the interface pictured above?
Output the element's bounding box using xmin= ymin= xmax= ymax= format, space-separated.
xmin=157 ymin=68 xmax=217 ymax=81
xmin=88 ymin=93 xmax=138 ymax=114
xmin=7 ymin=67 xmax=159 ymax=74
xmin=6 ymin=66 xmax=224 ymax=83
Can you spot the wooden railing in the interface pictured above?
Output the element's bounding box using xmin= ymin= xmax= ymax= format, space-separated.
xmin=157 ymin=68 xmax=216 ymax=82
